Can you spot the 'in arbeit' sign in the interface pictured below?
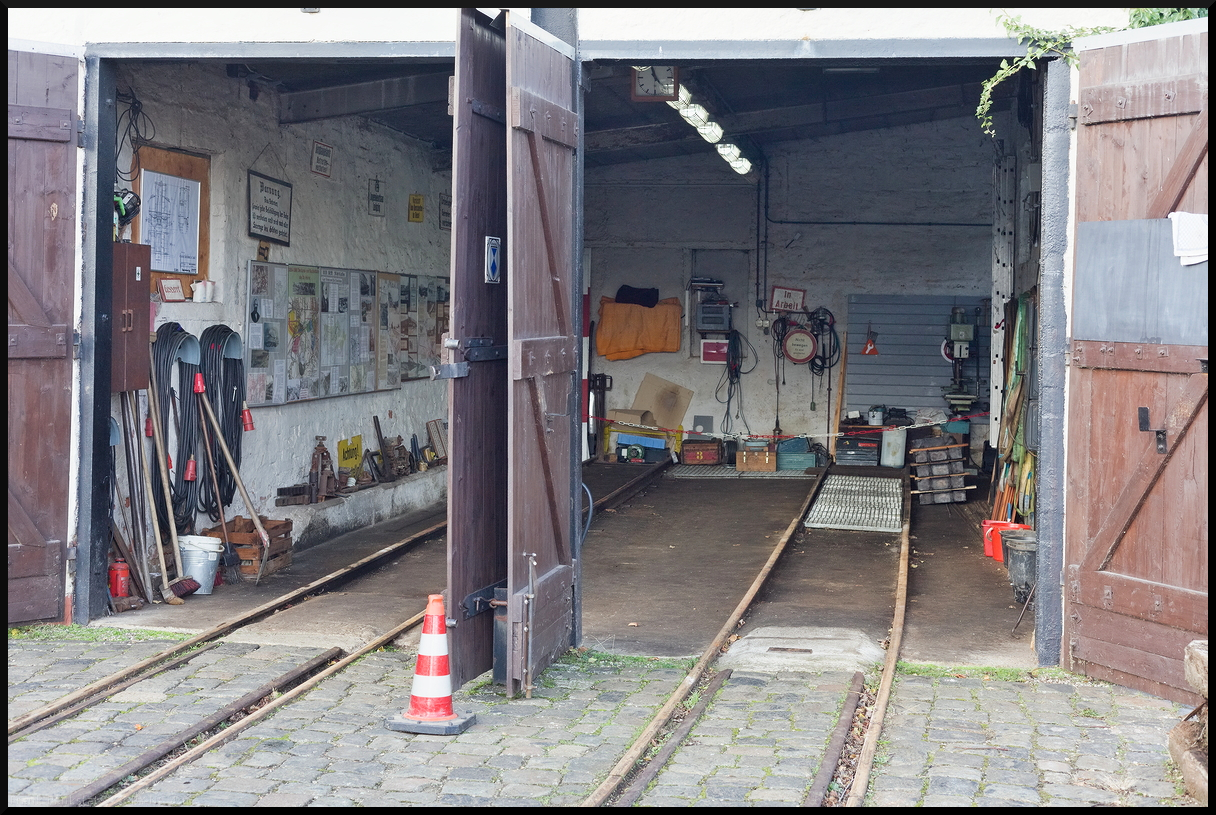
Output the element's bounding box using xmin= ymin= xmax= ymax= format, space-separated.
xmin=769 ymin=285 xmax=806 ymax=312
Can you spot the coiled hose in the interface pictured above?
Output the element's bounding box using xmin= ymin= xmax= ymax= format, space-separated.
xmin=197 ymin=325 xmax=245 ymax=521
xmin=151 ymin=323 xmax=201 ymax=534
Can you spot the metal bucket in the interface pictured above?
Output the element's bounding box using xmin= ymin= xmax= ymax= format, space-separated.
xmin=178 ymin=535 xmax=223 ymax=595
xmin=1002 ymin=530 xmax=1037 ymax=605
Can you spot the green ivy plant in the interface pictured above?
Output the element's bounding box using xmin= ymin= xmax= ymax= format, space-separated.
xmin=978 ymin=9 xmax=1208 ymax=137
xmin=976 ymin=12 xmax=1113 ymax=137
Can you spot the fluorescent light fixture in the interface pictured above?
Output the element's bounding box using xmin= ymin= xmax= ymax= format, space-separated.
xmin=679 ymin=103 xmax=710 ymax=128
xmin=729 ymin=157 xmax=752 ymax=174
xmin=697 ymin=121 xmax=724 ymax=143
xmin=665 ymin=85 xmax=693 ymax=111
xmin=716 ymin=141 xmax=742 ymax=162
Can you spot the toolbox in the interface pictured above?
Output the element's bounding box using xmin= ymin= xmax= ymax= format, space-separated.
xmin=835 ymin=432 xmax=880 ymax=466
xmin=736 ymin=448 xmax=777 ymax=472
xmin=681 ymin=439 xmax=723 ymax=465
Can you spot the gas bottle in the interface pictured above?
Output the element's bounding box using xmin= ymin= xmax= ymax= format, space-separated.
xmin=109 ymin=558 xmax=131 ymax=598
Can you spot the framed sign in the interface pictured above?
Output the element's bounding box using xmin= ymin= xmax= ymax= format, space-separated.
xmin=770 ymin=285 xmax=806 ymax=312
xmin=248 ymin=171 xmax=292 ymax=246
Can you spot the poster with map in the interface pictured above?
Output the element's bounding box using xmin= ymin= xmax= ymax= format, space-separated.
xmin=245 ymin=260 xmax=448 ymax=405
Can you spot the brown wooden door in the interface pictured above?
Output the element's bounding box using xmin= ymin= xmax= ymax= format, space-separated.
xmin=503 ymin=16 xmax=580 ymax=697
xmin=445 ymin=8 xmax=510 ymax=690
xmin=1065 ymin=26 xmax=1207 ymax=703
xmin=8 ymin=49 xmax=78 ymax=624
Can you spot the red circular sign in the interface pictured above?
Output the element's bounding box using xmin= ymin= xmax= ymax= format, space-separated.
xmin=783 ymin=328 xmax=817 ymax=364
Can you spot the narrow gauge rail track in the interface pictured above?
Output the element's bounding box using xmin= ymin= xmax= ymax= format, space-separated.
xmin=8 ymin=466 xmax=667 ymax=807
xmin=579 ymin=465 xmax=912 ymax=808
xmin=11 ymin=462 xmax=910 ymax=807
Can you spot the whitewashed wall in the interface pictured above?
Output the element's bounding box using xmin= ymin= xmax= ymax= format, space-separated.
xmin=586 ymin=114 xmax=1000 ymax=445
xmin=110 ymin=61 xmax=451 ymax=547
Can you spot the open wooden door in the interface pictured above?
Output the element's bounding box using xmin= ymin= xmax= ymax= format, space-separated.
xmin=503 ymin=16 xmax=580 ymax=697
xmin=445 ymin=8 xmax=510 ymax=690
xmin=1064 ymin=25 xmax=1207 ymax=703
xmin=8 ymin=49 xmax=78 ymax=624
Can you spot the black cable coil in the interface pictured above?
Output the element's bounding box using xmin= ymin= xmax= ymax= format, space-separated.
xmin=151 ymin=323 xmax=201 ymax=535
xmin=197 ymin=325 xmax=245 ymax=522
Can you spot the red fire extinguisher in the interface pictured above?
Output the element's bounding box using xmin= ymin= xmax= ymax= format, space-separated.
xmin=109 ymin=558 xmax=131 ymax=598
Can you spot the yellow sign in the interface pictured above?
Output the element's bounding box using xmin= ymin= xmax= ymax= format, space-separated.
xmin=408 ymin=194 xmax=424 ymax=223
xmin=337 ymin=435 xmax=363 ymax=474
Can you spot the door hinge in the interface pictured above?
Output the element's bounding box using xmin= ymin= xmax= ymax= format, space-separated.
xmin=73 ymin=330 xmax=82 ymax=360
xmin=1068 ymin=103 xmax=1078 ymax=131
xmin=76 ymin=116 xmax=85 ymax=148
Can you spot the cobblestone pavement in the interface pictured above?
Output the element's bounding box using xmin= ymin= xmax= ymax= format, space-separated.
xmin=870 ymin=674 xmax=1194 ymax=807
xmin=7 ymin=635 xmax=1198 ymax=807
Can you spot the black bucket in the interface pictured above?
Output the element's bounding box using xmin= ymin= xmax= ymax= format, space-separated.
xmin=1002 ymin=530 xmax=1037 ymax=605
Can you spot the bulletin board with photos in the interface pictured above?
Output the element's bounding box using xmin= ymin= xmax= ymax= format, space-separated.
xmin=244 ymin=260 xmax=449 ymax=406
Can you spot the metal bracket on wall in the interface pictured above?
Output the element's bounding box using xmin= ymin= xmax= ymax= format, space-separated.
xmin=1137 ymin=407 xmax=1167 ymax=454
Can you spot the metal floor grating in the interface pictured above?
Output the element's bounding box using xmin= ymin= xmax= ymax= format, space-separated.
xmin=667 ymin=465 xmax=818 ymax=479
xmin=803 ymin=474 xmax=903 ymax=533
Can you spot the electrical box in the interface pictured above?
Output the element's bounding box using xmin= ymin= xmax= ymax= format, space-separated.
xmin=696 ymin=302 xmax=731 ymax=332
xmin=949 ymin=323 xmax=974 ymax=342
xmin=111 ymin=242 xmax=152 ymax=392
xmin=952 ymin=342 xmax=970 ymax=359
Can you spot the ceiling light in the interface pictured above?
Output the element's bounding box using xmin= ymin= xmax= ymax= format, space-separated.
xmin=729 ymin=157 xmax=753 ymax=175
xmin=716 ymin=142 xmax=742 ymax=162
xmin=697 ymin=121 xmax=724 ymax=143
xmin=679 ymin=103 xmax=710 ymax=128
xmin=665 ymin=85 xmax=693 ymax=111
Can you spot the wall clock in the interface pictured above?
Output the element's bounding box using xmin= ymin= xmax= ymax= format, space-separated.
xmin=631 ymin=65 xmax=679 ymax=101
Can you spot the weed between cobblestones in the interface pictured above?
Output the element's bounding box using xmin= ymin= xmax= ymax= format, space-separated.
xmin=9 ymin=624 xmax=192 ymax=643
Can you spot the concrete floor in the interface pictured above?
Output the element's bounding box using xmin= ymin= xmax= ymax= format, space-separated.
xmin=97 ymin=460 xmax=1032 ymax=672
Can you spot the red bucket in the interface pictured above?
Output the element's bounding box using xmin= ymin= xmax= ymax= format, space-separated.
xmin=983 ymin=521 xmax=1030 ymax=562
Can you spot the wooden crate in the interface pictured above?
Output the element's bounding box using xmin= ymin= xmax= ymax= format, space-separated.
xmin=200 ymin=516 xmax=293 ymax=580
xmin=681 ymin=440 xmax=722 ymax=465
xmin=736 ymin=449 xmax=777 ymax=472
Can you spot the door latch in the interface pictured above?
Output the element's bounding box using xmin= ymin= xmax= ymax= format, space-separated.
xmin=1137 ymin=407 xmax=1167 ymax=454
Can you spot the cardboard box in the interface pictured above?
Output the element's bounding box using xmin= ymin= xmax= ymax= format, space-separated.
xmin=607 ymin=408 xmax=656 ymax=427
xmin=736 ymin=450 xmax=777 ymax=472
xmin=632 ymin=373 xmax=693 ymax=432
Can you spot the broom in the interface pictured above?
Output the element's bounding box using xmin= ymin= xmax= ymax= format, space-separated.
xmin=146 ymin=369 xmax=201 ymax=598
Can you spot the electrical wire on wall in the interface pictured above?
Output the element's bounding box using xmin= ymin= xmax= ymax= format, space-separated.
xmin=770 ymin=314 xmax=793 ymax=434
xmin=115 ymin=86 xmax=156 ymax=185
xmin=151 ymin=323 xmax=202 ymax=535
xmin=716 ymin=329 xmax=758 ymax=437
xmin=197 ymin=325 xmax=246 ymax=521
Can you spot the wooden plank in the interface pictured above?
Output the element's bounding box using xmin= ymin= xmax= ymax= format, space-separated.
xmin=1147 ymin=104 xmax=1208 ymax=219
xmin=510 ymin=87 xmax=578 ymax=148
xmin=510 ymin=335 xmax=575 ymax=381
xmin=1070 ymin=602 xmax=1203 ymax=660
xmin=1070 ymin=340 xmax=1208 ymax=374
xmin=7 ymin=103 xmax=72 ymax=141
xmin=1079 ymin=75 xmax=1206 ymax=124
xmin=1073 ymin=568 xmax=1207 ymax=633
xmin=444 ymin=8 xmax=510 ymax=690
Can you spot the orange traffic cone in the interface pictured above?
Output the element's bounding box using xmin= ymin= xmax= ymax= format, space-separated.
xmin=385 ymin=594 xmax=476 ymax=735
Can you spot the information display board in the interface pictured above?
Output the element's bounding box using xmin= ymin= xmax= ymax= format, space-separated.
xmin=245 ymin=261 xmax=448 ymax=405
